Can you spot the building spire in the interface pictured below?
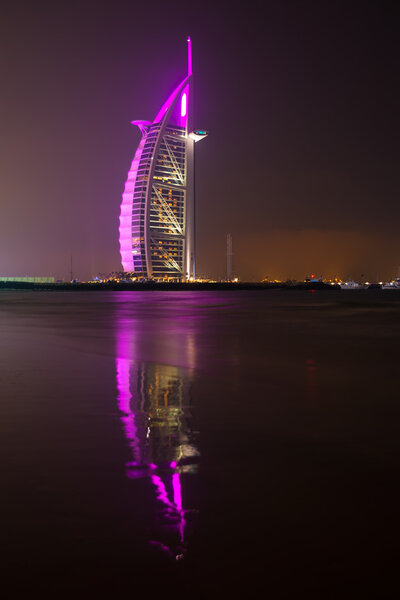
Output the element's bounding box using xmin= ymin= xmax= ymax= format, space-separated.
xmin=187 ymin=36 xmax=192 ymax=76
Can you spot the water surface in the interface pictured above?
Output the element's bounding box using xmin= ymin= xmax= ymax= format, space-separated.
xmin=1 ymin=290 xmax=399 ymax=597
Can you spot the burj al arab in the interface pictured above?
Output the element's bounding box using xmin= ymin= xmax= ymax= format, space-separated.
xmin=119 ymin=38 xmax=207 ymax=280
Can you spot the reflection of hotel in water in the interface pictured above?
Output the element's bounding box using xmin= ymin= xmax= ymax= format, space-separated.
xmin=116 ymin=360 xmax=199 ymax=477
xmin=115 ymin=323 xmax=199 ymax=559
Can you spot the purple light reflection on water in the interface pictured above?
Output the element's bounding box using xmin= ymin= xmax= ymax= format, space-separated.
xmin=151 ymin=474 xmax=177 ymax=511
xmin=172 ymin=472 xmax=185 ymax=543
xmin=116 ymin=357 xmax=139 ymax=461
xmin=115 ymin=307 xmax=199 ymax=558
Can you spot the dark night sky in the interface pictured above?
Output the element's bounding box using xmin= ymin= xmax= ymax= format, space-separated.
xmin=0 ymin=0 xmax=399 ymax=281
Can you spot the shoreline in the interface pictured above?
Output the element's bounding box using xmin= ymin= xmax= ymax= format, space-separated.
xmin=0 ymin=280 xmax=387 ymax=292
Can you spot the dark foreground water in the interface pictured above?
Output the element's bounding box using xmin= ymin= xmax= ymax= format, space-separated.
xmin=1 ymin=290 xmax=400 ymax=597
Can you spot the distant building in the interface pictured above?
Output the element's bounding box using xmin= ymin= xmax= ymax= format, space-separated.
xmin=0 ymin=276 xmax=55 ymax=283
xmin=119 ymin=37 xmax=207 ymax=280
xmin=226 ymin=234 xmax=233 ymax=281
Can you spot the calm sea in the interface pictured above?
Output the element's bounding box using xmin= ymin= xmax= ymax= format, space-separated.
xmin=1 ymin=290 xmax=399 ymax=597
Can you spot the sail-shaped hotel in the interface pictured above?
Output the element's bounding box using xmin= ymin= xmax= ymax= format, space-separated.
xmin=119 ymin=38 xmax=207 ymax=280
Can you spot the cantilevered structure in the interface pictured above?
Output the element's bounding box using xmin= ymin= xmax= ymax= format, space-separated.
xmin=119 ymin=37 xmax=207 ymax=280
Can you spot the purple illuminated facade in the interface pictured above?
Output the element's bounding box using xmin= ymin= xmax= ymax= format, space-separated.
xmin=119 ymin=38 xmax=207 ymax=279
